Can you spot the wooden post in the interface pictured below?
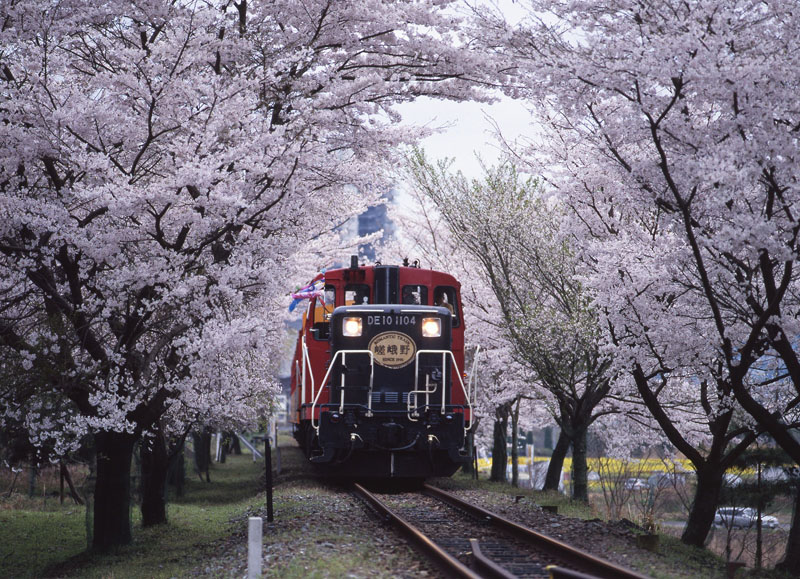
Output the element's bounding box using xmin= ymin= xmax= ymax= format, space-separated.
xmin=265 ymin=436 xmax=274 ymax=523
xmin=274 ymin=422 xmax=281 ymax=475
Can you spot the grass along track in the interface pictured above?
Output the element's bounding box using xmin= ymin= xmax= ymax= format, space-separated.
xmin=1 ymin=451 xmax=264 ymax=578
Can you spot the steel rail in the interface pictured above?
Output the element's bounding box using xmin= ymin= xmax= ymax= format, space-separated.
xmin=468 ymin=538 xmax=517 ymax=579
xmin=423 ymin=484 xmax=651 ymax=579
xmin=353 ymin=483 xmax=482 ymax=579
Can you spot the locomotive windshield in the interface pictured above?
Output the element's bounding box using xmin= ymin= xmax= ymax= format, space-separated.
xmin=402 ymin=285 xmax=428 ymax=305
xmin=345 ymin=283 xmax=370 ymax=305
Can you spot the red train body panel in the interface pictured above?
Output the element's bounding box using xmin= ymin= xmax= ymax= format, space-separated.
xmin=290 ymin=258 xmax=474 ymax=478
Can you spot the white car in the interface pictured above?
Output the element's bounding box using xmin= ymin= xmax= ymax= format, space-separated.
xmin=624 ymin=477 xmax=648 ymax=490
xmin=714 ymin=507 xmax=779 ymax=529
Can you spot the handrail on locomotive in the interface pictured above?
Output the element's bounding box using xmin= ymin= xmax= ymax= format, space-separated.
xmin=310 ymin=348 xmax=376 ymax=432
xmin=299 ymin=334 xmax=316 ymax=412
xmin=408 ymin=349 xmax=473 ymax=431
xmin=304 ymin=343 xmax=475 ymax=435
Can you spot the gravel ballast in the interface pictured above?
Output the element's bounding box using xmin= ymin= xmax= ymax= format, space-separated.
xmin=192 ymin=446 xmax=728 ymax=578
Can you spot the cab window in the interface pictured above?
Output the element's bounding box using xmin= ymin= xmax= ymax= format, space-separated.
xmin=402 ymin=285 xmax=428 ymax=305
xmin=433 ymin=286 xmax=460 ymax=327
xmin=324 ymin=286 xmax=335 ymax=310
xmin=345 ymin=284 xmax=370 ymax=305
xmin=311 ymin=286 xmax=335 ymax=340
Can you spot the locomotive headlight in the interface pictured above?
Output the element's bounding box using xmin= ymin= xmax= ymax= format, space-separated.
xmin=342 ymin=317 xmax=363 ymax=337
xmin=421 ymin=317 xmax=441 ymax=338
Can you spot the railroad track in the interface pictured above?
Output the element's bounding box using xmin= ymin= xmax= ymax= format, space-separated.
xmin=353 ymin=482 xmax=650 ymax=579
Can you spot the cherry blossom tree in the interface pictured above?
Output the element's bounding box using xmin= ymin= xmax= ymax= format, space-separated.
xmin=0 ymin=0 xmax=498 ymax=550
xmin=472 ymin=0 xmax=800 ymax=564
xmin=616 ymin=363 xmax=759 ymax=544
xmin=404 ymin=152 xmax=617 ymax=501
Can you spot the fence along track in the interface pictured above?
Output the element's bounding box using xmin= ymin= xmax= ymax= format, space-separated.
xmin=353 ymin=481 xmax=651 ymax=579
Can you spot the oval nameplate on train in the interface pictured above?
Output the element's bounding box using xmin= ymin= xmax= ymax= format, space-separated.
xmin=368 ymin=332 xmax=416 ymax=369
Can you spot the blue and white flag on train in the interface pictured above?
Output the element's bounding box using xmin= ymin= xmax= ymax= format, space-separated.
xmin=288 ymin=279 xmax=324 ymax=312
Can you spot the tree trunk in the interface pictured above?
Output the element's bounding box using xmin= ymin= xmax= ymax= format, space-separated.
xmin=167 ymin=445 xmax=186 ymax=498
xmin=230 ymin=432 xmax=242 ymax=455
xmin=681 ymin=463 xmax=723 ymax=547
xmin=461 ymin=430 xmax=475 ymax=476
xmin=92 ymin=431 xmax=136 ymax=551
xmin=218 ymin=432 xmax=227 ymax=464
xmin=776 ymin=482 xmax=800 ymax=575
xmin=28 ymin=464 xmax=37 ymax=498
xmin=193 ymin=428 xmax=212 ymax=482
xmin=543 ymin=429 xmax=569 ymax=491
xmin=140 ymin=428 xmax=169 ymax=526
xmin=60 ymin=462 xmax=84 ymax=505
xmin=490 ymin=413 xmax=509 ymax=483
xmin=571 ymin=425 xmax=589 ymax=502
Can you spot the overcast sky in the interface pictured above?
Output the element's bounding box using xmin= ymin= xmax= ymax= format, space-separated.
xmin=395 ymin=95 xmax=533 ymax=178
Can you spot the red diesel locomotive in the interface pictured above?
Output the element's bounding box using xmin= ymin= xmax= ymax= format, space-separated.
xmin=290 ymin=257 xmax=475 ymax=478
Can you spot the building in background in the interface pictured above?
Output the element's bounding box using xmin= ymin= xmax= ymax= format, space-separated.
xmin=357 ymin=187 xmax=396 ymax=262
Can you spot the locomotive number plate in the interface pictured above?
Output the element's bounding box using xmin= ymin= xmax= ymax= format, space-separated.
xmin=366 ymin=315 xmax=417 ymax=326
xmin=368 ymin=332 xmax=416 ymax=369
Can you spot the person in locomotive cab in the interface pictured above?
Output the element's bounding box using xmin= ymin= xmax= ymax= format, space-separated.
xmin=434 ymin=289 xmax=454 ymax=314
xmin=403 ymin=287 xmax=422 ymax=305
xmin=345 ymin=284 xmax=370 ymax=305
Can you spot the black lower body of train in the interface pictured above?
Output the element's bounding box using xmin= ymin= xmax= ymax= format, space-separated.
xmin=294 ymin=405 xmax=471 ymax=479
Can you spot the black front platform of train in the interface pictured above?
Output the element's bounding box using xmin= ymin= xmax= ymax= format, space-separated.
xmin=310 ymin=410 xmax=469 ymax=478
